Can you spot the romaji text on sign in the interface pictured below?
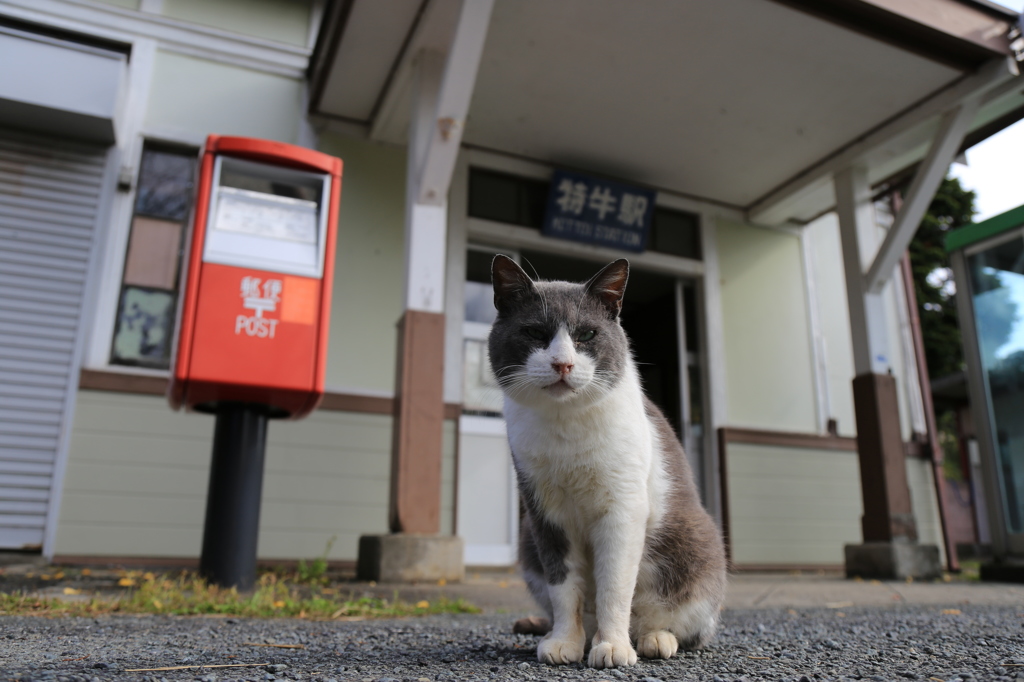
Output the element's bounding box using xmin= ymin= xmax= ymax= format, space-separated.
xmin=542 ymin=170 xmax=656 ymax=253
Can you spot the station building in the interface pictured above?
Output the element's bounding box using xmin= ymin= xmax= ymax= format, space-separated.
xmin=1 ymin=0 xmax=1022 ymax=573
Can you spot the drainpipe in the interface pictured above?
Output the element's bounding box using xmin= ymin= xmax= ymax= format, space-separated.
xmin=899 ymin=247 xmax=959 ymax=572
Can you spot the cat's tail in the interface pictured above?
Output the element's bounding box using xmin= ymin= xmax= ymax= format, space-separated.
xmin=513 ymin=616 xmax=552 ymax=635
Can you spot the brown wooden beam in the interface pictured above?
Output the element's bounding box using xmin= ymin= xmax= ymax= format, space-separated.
xmin=719 ymin=426 xmax=858 ymax=452
xmin=852 ymin=373 xmax=918 ymax=543
xmin=52 ymin=555 xmax=357 ymax=572
xmin=389 ymin=310 xmax=446 ymax=534
xmin=770 ymin=0 xmax=1014 ymax=70
xmin=79 ymin=369 xmax=461 ymax=418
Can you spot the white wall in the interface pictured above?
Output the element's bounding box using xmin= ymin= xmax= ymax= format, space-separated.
xmin=316 ymin=132 xmax=407 ymax=395
xmin=161 ymin=0 xmax=312 ymax=46
xmin=717 ymin=219 xmax=818 ymax=432
xmin=907 ymin=457 xmax=947 ymax=565
xmin=806 ymin=213 xmax=858 ymax=437
xmin=144 ymin=51 xmax=304 ymax=144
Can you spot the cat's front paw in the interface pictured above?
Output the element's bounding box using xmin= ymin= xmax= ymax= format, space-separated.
xmin=537 ymin=635 xmax=584 ymax=665
xmin=587 ymin=637 xmax=637 ymax=668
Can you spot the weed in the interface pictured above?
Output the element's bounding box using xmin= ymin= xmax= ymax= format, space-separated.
xmin=0 ymin=570 xmax=479 ymax=619
xmin=294 ymin=535 xmax=336 ymax=586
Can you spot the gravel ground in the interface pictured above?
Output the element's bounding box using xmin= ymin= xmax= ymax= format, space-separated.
xmin=1 ymin=605 xmax=1022 ymax=682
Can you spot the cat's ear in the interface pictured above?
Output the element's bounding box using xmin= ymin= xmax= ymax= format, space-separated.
xmin=492 ymin=254 xmax=536 ymax=315
xmin=584 ymin=259 xmax=629 ymax=317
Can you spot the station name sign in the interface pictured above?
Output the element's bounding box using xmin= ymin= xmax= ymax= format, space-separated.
xmin=542 ymin=170 xmax=655 ymax=253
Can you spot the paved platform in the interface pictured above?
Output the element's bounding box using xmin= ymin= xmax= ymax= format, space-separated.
xmin=3 ymin=558 xmax=1021 ymax=614
xmin=353 ymin=568 xmax=1024 ymax=614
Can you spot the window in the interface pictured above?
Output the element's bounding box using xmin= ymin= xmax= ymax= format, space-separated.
xmin=468 ymin=168 xmax=548 ymax=229
xmin=464 ymin=249 xmax=498 ymax=325
xmin=467 ymin=168 xmax=701 ymax=259
xmin=110 ymin=143 xmax=197 ymax=369
xmin=650 ymin=207 xmax=702 ymax=260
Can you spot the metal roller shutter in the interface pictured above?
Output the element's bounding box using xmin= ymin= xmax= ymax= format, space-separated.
xmin=0 ymin=129 xmax=106 ymax=550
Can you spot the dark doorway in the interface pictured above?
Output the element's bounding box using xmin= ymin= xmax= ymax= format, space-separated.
xmin=520 ymin=250 xmax=683 ymax=438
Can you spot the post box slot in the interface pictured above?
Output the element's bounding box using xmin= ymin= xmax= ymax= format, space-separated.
xmin=202 ymin=156 xmax=330 ymax=278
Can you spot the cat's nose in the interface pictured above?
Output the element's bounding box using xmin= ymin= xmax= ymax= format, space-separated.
xmin=551 ymin=362 xmax=573 ymax=376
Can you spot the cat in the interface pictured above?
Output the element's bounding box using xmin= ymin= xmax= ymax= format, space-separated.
xmin=487 ymin=254 xmax=727 ymax=669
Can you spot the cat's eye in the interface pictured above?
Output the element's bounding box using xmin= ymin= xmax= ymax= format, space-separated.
xmin=576 ymin=329 xmax=597 ymax=342
xmin=524 ymin=327 xmax=547 ymax=341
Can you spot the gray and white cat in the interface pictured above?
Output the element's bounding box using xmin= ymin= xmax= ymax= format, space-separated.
xmin=488 ymin=255 xmax=726 ymax=669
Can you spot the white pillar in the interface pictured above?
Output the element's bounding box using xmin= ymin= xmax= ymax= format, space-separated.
xmin=834 ymin=166 xmax=891 ymax=376
xmin=404 ymin=51 xmax=449 ymax=314
xmin=402 ymin=0 xmax=495 ymax=313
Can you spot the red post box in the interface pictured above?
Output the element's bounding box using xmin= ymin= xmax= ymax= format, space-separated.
xmin=167 ymin=136 xmax=342 ymax=589
xmin=170 ymin=135 xmax=341 ymax=419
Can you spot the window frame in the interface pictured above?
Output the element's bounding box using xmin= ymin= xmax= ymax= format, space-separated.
xmin=107 ymin=140 xmax=200 ymax=370
xmin=83 ymin=125 xmax=208 ymax=377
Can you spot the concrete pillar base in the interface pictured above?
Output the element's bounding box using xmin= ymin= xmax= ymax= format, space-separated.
xmin=844 ymin=542 xmax=942 ymax=580
xmin=357 ymin=534 xmax=464 ymax=583
xmin=980 ymin=559 xmax=1024 ymax=584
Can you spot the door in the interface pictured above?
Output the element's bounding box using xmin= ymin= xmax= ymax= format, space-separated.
xmin=456 ymin=247 xmax=518 ymax=565
xmin=455 ymin=246 xmax=709 ymax=566
xmin=962 ymin=233 xmax=1024 ymax=555
xmin=0 ymin=129 xmax=107 ymax=550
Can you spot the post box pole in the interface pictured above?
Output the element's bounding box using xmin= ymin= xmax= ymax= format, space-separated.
xmin=199 ymin=404 xmax=268 ymax=590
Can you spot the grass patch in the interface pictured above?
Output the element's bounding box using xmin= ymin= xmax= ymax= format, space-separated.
xmin=0 ymin=570 xmax=479 ymax=619
xmin=956 ymin=560 xmax=981 ymax=582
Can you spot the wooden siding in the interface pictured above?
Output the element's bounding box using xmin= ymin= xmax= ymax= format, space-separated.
xmin=55 ymin=390 xmax=455 ymax=561
xmin=726 ymin=442 xmax=863 ymax=566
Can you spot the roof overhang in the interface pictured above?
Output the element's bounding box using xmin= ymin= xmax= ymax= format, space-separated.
xmin=309 ymin=0 xmax=1023 ymax=225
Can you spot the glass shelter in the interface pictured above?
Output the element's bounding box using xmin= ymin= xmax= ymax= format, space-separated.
xmin=948 ymin=204 xmax=1024 ymax=576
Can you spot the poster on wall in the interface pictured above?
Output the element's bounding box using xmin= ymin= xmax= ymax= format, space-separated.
xmin=542 ymin=169 xmax=656 ymax=253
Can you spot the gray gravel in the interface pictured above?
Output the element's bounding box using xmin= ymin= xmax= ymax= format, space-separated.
xmin=1 ymin=606 xmax=1022 ymax=682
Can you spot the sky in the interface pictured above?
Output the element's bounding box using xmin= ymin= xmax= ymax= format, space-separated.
xmin=948 ymin=0 xmax=1024 ymax=221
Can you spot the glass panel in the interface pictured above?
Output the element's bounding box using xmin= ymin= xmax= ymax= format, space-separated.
xmin=465 ymin=250 xmax=498 ymax=324
xmin=220 ymin=169 xmax=320 ymax=203
xmin=968 ymin=235 xmax=1024 ymax=533
xmin=468 ymin=168 xmax=548 ymax=229
xmin=650 ymin=207 xmax=701 ymax=260
xmin=466 ymin=249 xmax=494 ymax=284
xmin=135 ymin=148 xmax=195 ymax=220
xmin=465 ymin=281 xmax=497 ymax=325
xmin=212 ymin=187 xmax=318 ymax=243
xmin=463 ymin=338 xmax=504 ymax=414
xmin=687 ymin=363 xmax=704 ymax=436
xmin=111 ymin=286 xmax=176 ymax=367
xmin=683 ymin=282 xmax=700 ymax=352
xmin=122 ymin=217 xmax=183 ymax=289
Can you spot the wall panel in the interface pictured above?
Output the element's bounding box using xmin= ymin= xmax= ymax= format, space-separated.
xmin=56 ymin=390 xmax=458 ymax=561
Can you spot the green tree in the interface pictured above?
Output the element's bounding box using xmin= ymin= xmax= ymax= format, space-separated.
xmin=907 ymin=175 xmax=976 ymax=380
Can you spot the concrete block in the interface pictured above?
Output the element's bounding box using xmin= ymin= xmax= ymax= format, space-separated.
xmin=844 ymin=542 xmax=941 ymax=580
xmin=357 ymin=534 xmax=464 ymax=583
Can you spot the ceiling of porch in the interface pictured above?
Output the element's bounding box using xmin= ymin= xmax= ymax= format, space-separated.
xmin=310 ymin=0 xmax=1022 ymax=224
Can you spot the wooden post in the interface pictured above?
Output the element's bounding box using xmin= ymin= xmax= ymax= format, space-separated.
xmin=389 ymin=310 xmax=446 ymax=533
xmin=851 ymin=373 xmax=918 ymax=543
